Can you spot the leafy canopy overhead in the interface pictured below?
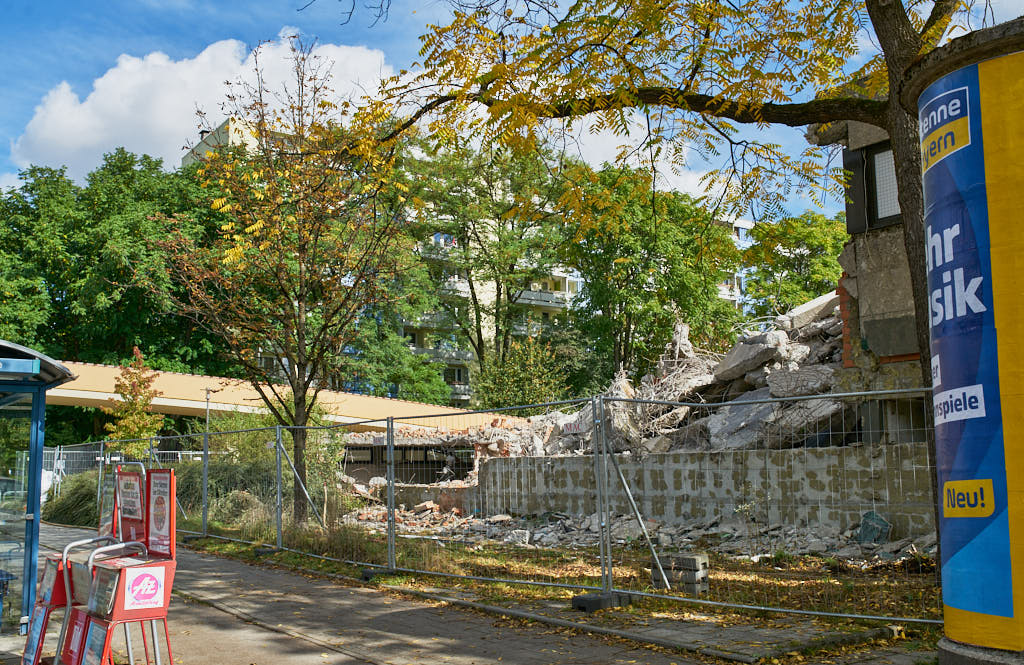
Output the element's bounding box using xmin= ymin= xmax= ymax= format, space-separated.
xmin=372 ymin=0 xmax=959 ymax=218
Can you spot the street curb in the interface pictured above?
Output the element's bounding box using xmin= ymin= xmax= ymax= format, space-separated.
xmin=377 ymin=586 xmax=893 ymax=664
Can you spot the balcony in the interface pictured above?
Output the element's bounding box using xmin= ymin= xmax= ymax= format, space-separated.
xmin=410 ymin=346 xmax=473 ymax=364
xmin=439 ymin=277 xmax=471 ymax=299
xmin=511 ymin=321 xmax=548 ymax=337
xmin=402 ymin=311 xmax=452 ymax=329
xmin=513 ymin=289 xmax=569 ymax=308
xmin=419 ymin=243 xmax=453 ymax=261
xmin=449 ymin=384 xmax=472 ymax=400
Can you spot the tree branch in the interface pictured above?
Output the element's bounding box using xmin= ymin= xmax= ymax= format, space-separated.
xmin=865 ymin=0 xmax=923 ymax=69
xmin=920 ymin=0 xmax=958 ymax=44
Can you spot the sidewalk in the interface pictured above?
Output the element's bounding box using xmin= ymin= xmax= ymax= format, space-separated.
xmin=0 ymin=524 xmax=936 ymax=665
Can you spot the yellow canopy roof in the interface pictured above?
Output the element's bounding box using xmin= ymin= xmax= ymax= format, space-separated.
xmin=48 ymin=362 xmax=494 ymax=431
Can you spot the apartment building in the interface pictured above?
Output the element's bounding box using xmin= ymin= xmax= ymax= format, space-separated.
xmin=181 ymin=118 xmax=257 ymax=168
xmin=402 ymin=232 xmax=583 ymax=405
xmin=718 ymin=218 xmax=754 ymax=307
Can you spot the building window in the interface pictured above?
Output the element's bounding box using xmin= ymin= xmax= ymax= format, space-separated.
xmin=345 ymin=448 xmax=373 ymax=463
xmin=843 ymin=142 xmax=902 ymax=233
xmin=444 ymin=367 xmax=467 ymax=385
xmin=873 ymin=150 xmax=901 ymax=219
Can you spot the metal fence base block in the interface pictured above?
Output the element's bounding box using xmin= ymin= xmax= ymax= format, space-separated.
xmin=571 ymin=592 xmax=632 ymax=613
xmin=361 ymin=568 xmax=396 ymax=582
xmin=938 ymin=638 xmax=1024 ymax=665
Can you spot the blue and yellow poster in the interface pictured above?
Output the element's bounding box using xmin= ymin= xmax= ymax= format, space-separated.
xmin=920 ymin=50 xmax=1024 ymax=652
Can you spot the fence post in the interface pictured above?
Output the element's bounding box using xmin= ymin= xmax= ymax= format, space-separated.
xmin=598 ymin=397 xmax=615 ymax=593
xmin=386 ymin=417 xmax=397 ymax=570
xmin=96 ymin=441 xmax=105 ymax=510
xmin=591 ymin=397 xmax=611 ymax=594
xmin=148 ymin=437 xmax=156 ymax=469
xmin=201 ymin=431 xmax=210 ymax=538
xmin=275 ymin=425 xmax=283 ymax=550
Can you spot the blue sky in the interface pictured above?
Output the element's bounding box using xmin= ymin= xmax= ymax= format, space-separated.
xmin=1 ymin=0 xmax=451 ymax=186
xmin=2 ymin=0 xmax=1021 ymax=214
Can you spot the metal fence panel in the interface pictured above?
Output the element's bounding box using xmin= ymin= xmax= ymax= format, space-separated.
xmin=386 ymin=399 xmax=605 ymax=592
xmin=45 ymin=389 xmax=941 ymax=624
xmin=600 ymin=391 xmax=941 ymax=622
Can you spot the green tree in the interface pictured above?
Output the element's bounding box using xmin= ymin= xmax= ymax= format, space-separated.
xmin=565 ymin=166 xmax=740 ymax=380
xmin=343 ymin=310 xmax=452 ymax=405
xmin=162 ymin=39 xmax=410 ymax=521
xmin=473 ymin=336 xmax=567 ymax=411
xmin=0 ymin=152 xmax=233 ymax=374
xmin=409 ymin=141 xmax=568 ymax=368
xmin=741 ymin=212 xmax=847 ymax=317
xmin=0 ymin=250 xmax=50 ymax=347
xmin=102 ymin=346 xmax=165 ymax=457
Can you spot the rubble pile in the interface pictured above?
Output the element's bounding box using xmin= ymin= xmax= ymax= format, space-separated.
xmin=339 ymin=502 xmax=937 ymax=564
xmin=540 ymin=292 xmax=846 ymax=455
xmin=346 ymin=292 xmax=845 ymax=459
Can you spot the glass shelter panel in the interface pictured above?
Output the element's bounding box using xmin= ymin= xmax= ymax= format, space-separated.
xmin=0 ymin=391 xmax=32 ymax=631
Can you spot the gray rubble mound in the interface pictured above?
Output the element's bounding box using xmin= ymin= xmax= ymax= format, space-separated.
xmin=345 ymin=293 xmax=845 ymax=459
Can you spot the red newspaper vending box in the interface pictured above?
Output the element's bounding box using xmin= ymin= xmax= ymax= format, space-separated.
xmin=22 ymin=603 xmax=52 ymax=665
xmin=26 ymin=468 xmax=177 ymax=665
xmin=88 ymin=558 xmax=175 ymax=622
xmin=58 ymin=607 xmax=91 ymax=665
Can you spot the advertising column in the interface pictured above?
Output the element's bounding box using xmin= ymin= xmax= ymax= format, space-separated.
xmin=918 ymin=50 xmax=1024 ymax=652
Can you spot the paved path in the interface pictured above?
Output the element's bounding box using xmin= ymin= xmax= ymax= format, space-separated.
xmin=23 ymin=525 xmax=694 ymax=665
xmin=0 ymin=525 xmax=935 ymax=665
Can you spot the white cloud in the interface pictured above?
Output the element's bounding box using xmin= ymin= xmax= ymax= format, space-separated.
xmin=10 ymin=31 xmax=394 ymax=180
xmin=0 ymin=172 xmax=20 ymax=192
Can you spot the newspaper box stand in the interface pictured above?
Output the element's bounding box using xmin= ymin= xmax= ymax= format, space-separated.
xmin=71 ymin=556 xmax=176 ymax=665
xmin=23 ymin=467 xmax=177 ymax=665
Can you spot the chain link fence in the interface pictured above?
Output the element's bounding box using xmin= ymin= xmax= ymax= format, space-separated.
xmin=44 ymin=389 xmax=941 ymax=623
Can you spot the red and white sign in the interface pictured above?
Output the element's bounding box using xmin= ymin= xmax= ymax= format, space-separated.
xmin=123 ymin=567 xmax=165 ymax=611
xmin=146 ymin=470 xmax=175 ymax=558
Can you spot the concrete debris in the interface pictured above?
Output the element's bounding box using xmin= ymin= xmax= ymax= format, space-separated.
xmin=344 ymin=291 xmax=845 ymax=459
xmin=713 ymin=330 xmax=789 ymax=381
xmin=340 ymin=506 xmax=936 ymax=567
xmin=767 ymin=365 xmax=835 ymax=398
xmin=774 ymin=292 xmax=840 ymax=330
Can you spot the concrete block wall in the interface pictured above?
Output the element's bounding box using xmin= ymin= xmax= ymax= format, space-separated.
xmin=466 ymin=442 xmax=935 ymax=539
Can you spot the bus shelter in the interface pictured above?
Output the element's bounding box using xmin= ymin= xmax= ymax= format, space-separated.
xmin=0 ymin=341 xmax=73 ymax=634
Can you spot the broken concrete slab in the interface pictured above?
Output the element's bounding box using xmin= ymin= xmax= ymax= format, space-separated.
xmin=714 ymin=332 xmax=788 ymax=381
xmin=774 ymin=292 xmax=840 ymax=331
xmin=767 ymin=364 xmax=836 ymax=398
xmin=766 ymin=398 xmax=844 ymax=448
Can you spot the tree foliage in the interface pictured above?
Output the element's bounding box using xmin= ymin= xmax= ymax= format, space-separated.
xmin=102 ymin=347 xmax=165 ymax=456
xmin=473 ymin=336 xmax=567 ymax=411
xmin=409 ymin=141 xmax=568 ymax=368
xmin=565 ymin=165 xmax=741 ymax=379
xmin=365 ymin=0 xmax=1002 ymax=391
xmin=742 ymin=212 xmax=847 ymax=317
xmin=342 ymin=299 xmax=452 ymax=405
xmin=160 ymin=39 xmax=410 ymax=519
xmin=0 ymin=152 xmax=232 ymax=374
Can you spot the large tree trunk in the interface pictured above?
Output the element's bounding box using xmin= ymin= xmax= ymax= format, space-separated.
xmin=884 ymin=42 xmax=942 ymax=575
xmin=292 ymin=390 xmax=309 ymax=523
